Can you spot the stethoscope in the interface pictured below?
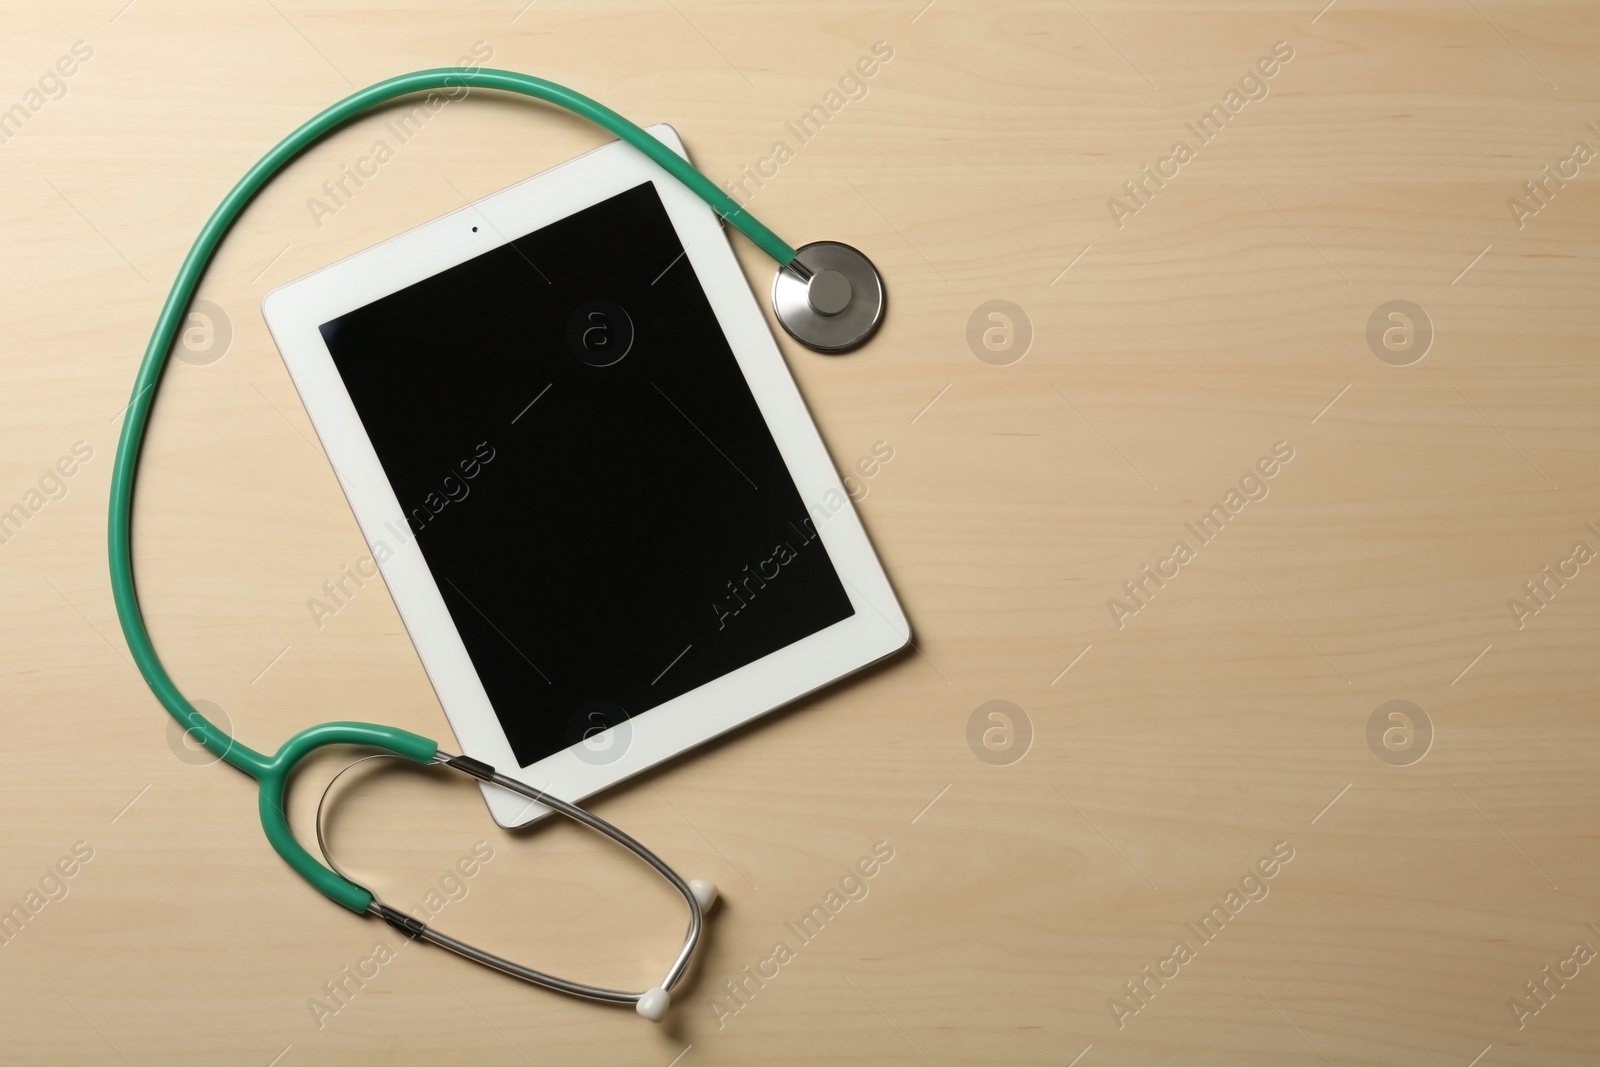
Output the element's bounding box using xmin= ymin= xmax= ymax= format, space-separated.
xmin=108 ymin=67 xmax=888 ymax=1022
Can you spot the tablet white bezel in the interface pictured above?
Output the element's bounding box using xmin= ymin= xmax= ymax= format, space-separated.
xmin=262 ymin=125 xmax=909 ymax=826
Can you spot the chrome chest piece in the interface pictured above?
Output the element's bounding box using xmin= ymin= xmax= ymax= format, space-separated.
xmin=772 ymin=241 xmax=886 ymax=354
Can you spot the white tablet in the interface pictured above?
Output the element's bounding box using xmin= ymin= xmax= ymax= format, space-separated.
xmin=262 ymin=125 xmax=909 ymax=826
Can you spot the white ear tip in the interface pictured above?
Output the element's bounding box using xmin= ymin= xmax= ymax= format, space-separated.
xmin=689 ymin=879 xmax=718 ymax=911
xmin=636 ymin=986 xmax=670 ymax=1022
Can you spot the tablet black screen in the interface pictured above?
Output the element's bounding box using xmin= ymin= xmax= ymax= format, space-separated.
xmin=318 ymin=181 xmax=853 ymax=768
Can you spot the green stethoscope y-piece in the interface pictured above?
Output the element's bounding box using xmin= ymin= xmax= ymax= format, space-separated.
xmin=107 ymin=67 xmax=886 ymax=1022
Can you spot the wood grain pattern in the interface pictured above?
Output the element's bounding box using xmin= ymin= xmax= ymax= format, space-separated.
xmin=2 ymin=1 xmax=1598 ymax=1063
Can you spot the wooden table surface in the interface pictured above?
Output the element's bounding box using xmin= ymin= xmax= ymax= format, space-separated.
xmin=4 ymin=1 xmax=1599 ymax=1064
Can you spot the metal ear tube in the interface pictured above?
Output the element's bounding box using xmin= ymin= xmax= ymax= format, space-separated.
xmin=315 ymin=751 xmax=718 ymax=1021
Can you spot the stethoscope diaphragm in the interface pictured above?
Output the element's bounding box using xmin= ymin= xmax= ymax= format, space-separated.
xmin=773 ymin=241 xmax=886 ymax=354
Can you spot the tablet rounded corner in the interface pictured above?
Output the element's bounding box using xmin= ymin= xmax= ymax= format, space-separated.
xmin=644 ymin=121 xmax=690 ymax=163
xmin=480 ymin=777 xmax=553 ymax=829
xmin=882 ymin=614 xmax=914 ymax=659
xmin=891 ymin=618 xmax=914 ymax=655
xmin=259 ymin=283 xmax=291 ymax=329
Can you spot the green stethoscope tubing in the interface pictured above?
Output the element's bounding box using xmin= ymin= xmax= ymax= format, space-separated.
xmin=107 ymin=67 xmax=799 ymax=916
